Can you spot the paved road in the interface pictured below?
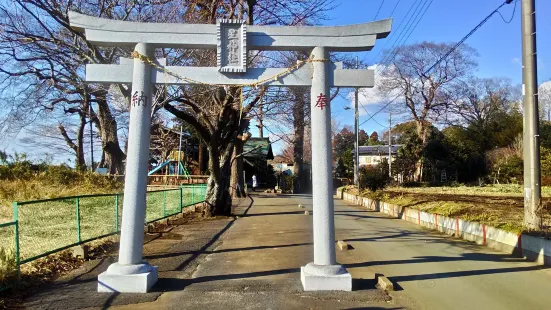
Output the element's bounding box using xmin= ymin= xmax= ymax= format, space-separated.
xmin=21 ymin=193 xmax=551 ymax=309
xmin=113 ymin=194 xmax=395 ymax=310
xmin=333 ymin=197 xmax=551 ymax=310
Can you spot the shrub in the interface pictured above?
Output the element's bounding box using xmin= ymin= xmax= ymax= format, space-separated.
xmin=402 ymin=181 xmax=421 ymax=188
xmin=486 ymin=147 xmax=523 ymax=184
xmin=359 ymin=161 xmax=390 ymax=192
xmin=0 ymin=246 xmax=17 ymax=286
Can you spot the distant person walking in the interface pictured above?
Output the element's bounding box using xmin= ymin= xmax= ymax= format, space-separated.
xmin=252 ymin=174 xmax=258 ymax=192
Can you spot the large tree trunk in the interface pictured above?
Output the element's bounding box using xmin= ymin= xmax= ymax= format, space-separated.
xmin=230 ymin=140 xmax=246 ymax=198
xmin=415 ymin=121 xmax=428 ymax=182
xmin=257 ymin=104 xmax=264 ymax=137
xmin=58 ymin=111 xmax=86 ymax=171
xmin=204 ymin=146 xmax=233 ymax=217
xmin=75 ymin=111 xmax=86 ymax=171
xmin=96 ymin=97 xmax=125 ymax=174
xmin=292 ymin=92 xmax=305 ymax=193
xmin=198 ymin=143 xmax=207 ymax=174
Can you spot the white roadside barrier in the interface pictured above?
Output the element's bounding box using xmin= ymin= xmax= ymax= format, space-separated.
xmin=339 ymin=189 xmax=551 ymax=266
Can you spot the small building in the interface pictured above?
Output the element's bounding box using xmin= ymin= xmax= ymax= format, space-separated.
xmin=242 ymin=138 xmax=274 ymax=187
xmin=356 ymin=145 xmax=402 ymax=167
xmin=243 ymin=137 xmax=274 ymax=171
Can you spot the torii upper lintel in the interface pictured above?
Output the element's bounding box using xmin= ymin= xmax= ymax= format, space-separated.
xmin=69 ymin=11 xmax=391 ymax=52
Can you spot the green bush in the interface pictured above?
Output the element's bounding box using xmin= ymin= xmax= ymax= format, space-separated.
xmin=0 ymin=246 xmax=17 ymax=286
xmin=402 ymin=181 xmax=421 ymax=188
xmin=359 ymin=160 xmax=390 ymax=192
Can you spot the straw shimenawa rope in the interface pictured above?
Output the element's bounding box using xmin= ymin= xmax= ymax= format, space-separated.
xmin=130 ymin=51 xmax=328 ymax=89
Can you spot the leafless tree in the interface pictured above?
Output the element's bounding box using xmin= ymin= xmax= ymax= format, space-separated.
xmin=539 ymin=80 xmax=551 ymax=122
xmin=381 ymin=41 xmax=477 ymax=181
xmin=447 ymin=77 xmax=517 ymax=131
xmin=161 ymin=0 xmax=335 ymax=215
xmin=0 ymin=0 xmax=178 ymax=173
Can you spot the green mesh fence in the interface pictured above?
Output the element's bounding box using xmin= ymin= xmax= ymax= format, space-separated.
xmin=17 ymin=197 xmax=79 ymax=262
xmin=79 ymin=195 xmax=119 ymax=242
xmin=2 ymin=183 xmax=207 ymax=272
xmin=0 ymin=221 xmax=18 ymax=292
xmin=145 ymin=190 xmax=165 ymax=223
xmin=166 ymin=189 xmax=181 ymax=215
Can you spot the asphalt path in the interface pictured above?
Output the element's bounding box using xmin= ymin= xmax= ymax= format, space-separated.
xmin=333 ymin=197 xmax=551 ymax=310
xmin=20 ymin=193 xmax=551 ymax=309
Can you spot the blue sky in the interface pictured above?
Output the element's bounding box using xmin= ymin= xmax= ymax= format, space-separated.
xmin=323 ymin=0 xmax=551 ymax=141
xmin=4 ymin=0 xmax=550 ymax=162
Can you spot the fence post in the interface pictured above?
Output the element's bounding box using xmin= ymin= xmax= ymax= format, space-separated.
xmin=115 ymin=194 xmax=119 ymax=233
xmin=179 ymin=187 xmax=183 ymax=213
xmin=163 ymin=190 xmax=167 ymax=217
xmin=13 ymin=202 xmax=20 ymax=283
xmin=75 ymin=197 xmax=81 ymax=243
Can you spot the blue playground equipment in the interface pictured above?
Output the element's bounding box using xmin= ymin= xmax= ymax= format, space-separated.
xmin=148 ymin=159 xmax=191 ymax=179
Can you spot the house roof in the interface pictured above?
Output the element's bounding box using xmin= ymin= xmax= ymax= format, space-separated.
xmin=356 ymin=145 xmax=402 ymax=156
xmin=243 ymin=138 xmax=274 ymax=160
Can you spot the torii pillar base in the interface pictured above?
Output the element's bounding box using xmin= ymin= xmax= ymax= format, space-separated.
xmin=98 ymin=263 xmax=158 ymax=293
xmin=301 ymin=263 xmax=352 ymax=291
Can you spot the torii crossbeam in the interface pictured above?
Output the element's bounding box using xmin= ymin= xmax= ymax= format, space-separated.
xmin=69 ymin=12 xmax=391 ymax=293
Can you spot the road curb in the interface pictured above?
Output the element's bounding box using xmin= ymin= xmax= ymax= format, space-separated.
xmin=339 ymin=189 xmax=551 ymax=267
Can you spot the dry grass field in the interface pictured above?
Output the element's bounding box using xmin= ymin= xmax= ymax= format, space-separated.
xmin=347 ymin=184 xmax=551 ymax=234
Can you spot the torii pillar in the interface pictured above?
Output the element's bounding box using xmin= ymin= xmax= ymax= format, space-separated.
xmin=69 ymin=12 xmax=391 ymax=293
xmin=301 ymin=46 xmax=350 ymax=290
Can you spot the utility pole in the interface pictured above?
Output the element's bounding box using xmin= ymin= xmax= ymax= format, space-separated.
xmin=354 ymin=56 xmax=360 ymax=188
xmin=521 ymin=0 xmax=542 ymax=230
xmin=388 ymin=109 xmax=392 ymax=177
xmin=89 ymin=103 xmax=94 ymax=172
xmin=177 ymin=125 xmax=183 ymax=177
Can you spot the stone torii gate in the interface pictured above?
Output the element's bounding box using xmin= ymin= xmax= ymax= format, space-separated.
xmin=69 ymin=12 xmax=391 ymax=293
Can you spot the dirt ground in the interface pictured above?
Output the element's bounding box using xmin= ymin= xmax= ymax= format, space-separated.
xmin=0 ymin=210 xmax=224 ymax=309
xmin=346 ymin=186 xmax=551 ymax=234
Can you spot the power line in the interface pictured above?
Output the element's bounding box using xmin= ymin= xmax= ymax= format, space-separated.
xmin=373 ymin=0 xmax=385 ymax=21
xmin=366 ymin=0 xmax=420 ymax=65
xmin=388 ymin=0 xmax=402 ymax=18
xmin=360 ymin=102 xmax=387 ymax=128
xmin=392 ymin=0 xmax=433 ymax=52
xmin=423 ymin=0 xmax=515 ymax=76
xmin=371 ymin=0 xmax=423 ymax=63
xmin=359 ymin=93 xmax=401 ymax=127
xmin=381 ymin=0 xmax=432 ymax=65
xmin=497 ymin=0 xmax=518 ymax=23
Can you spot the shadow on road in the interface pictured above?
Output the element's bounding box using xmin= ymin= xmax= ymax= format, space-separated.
xmin=144 ymin=242 xmax=312 ymax=260
xmin=242 ymin=211 xmax=306 ymax=217
xmin=387 ymin=264 xmax=548 ymax=283
xmin=153 ymin=267 xmax=300 ymax=292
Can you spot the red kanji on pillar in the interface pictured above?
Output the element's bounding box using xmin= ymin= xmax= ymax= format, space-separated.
xmin=315 ymin=93 xmax=327 ymax=110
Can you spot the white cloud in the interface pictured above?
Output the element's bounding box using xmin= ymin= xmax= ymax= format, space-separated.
xmin=347 ymin=64 xmax=398 ymax=116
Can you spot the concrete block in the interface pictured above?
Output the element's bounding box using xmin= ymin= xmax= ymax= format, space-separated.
xmin=439 ymin=216 xmax=456 ymax=235
xmin=71 ymin=245 xmax=89 ymax=259
xmin=462 ymin=220 xmax=484 ymax=244
xmin=377 ymin=274 xmax=394 ymax=291
xmin=337 ymin=240 xmax=349 ymax=251
xmin=419 ymin=211 xmax=432 ymax=227
xmin=486 ymin=226 xmax=518 ymax=247
xmin=301 ymin=266 xmax=352 ymax=291
xmin=98 ymin=266 xmax=158 ymax=293
xmin=521 ymin=234 xmax=551 ymax=265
